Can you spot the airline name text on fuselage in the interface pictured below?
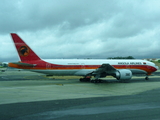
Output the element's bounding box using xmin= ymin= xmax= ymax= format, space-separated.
xmin=118 ymin=62 xmax=142 ymax=65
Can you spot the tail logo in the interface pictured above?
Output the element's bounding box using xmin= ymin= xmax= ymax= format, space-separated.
xmin=18 ymin=46 xmax=30 ymax=56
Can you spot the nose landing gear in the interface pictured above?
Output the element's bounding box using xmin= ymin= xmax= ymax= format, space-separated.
xmin=145 ymin=76 xmax=149 ymax=80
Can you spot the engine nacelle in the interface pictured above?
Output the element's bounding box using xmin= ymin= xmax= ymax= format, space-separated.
xmin=115 ymin=69 xmax=132 ymax=82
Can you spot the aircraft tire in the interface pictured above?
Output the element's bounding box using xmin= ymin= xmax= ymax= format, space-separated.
xmin=145 ymin=76 xmax=149 ymax=80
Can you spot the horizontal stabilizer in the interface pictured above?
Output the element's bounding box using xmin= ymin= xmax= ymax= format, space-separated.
xmin=11 ymin=62 xmax=36 ymax=67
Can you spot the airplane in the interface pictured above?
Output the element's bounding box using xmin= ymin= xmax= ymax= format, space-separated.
xmin=8 ymin=33 xmax=159 ymax=83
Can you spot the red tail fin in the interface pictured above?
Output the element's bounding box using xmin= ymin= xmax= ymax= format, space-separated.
xmin=11 ymin=33 xmax=41 ymax=62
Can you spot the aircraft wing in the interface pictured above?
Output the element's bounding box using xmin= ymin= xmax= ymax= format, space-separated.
xmin=92 ymin=64 xmax=117 ymax=79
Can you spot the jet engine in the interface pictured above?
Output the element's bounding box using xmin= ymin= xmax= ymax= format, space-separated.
xmin=115 ymin=69 xmax=132 ymax=82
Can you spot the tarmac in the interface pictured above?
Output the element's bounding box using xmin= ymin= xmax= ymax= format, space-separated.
xmin=1 ymin=69 xmax=160 ymax=119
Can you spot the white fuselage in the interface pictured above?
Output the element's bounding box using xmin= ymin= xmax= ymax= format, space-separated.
xmin=29 ymin=59 xmax=158 ymax=76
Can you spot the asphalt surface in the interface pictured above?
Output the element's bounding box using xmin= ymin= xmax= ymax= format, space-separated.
xmin=1 ymin=70 xmax=160 ymax=120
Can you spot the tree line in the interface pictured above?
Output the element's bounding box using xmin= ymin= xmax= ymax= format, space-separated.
xmin=108 ymin=56 xmax=135 ymax=59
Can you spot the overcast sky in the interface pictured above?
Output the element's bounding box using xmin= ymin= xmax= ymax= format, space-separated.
xmin=0 ymin=0 xmax=160 ymax=62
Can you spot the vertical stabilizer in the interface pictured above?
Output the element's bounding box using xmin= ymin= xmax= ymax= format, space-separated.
xmin=11 ymin=33 xmax=41 ymax=62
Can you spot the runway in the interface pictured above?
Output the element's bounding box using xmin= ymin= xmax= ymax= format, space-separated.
xmin=0 ymin=70 xmax=160 ymax=120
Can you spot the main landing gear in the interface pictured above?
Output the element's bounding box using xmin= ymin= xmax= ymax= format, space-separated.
xmin=79 ymin=77 xmax=104 ymax=83
xmin=79 ymin=77 xmax=91 ymax=82
xmin=90 ymin=79 xmax=104 ymax=83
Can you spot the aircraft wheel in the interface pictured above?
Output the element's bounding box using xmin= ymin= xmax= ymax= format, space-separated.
xmin=91 ymin=79 xmax=103 ymax=83
xmin=79 ymin=78 xmax=84 ymax=82
xmin=145 ymin=76 xmax=149 ymax=80
xmin=90 ymin=80 xmax=96 ymax=83
xmin=80 ymin=78 xmax=91 ymax=82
